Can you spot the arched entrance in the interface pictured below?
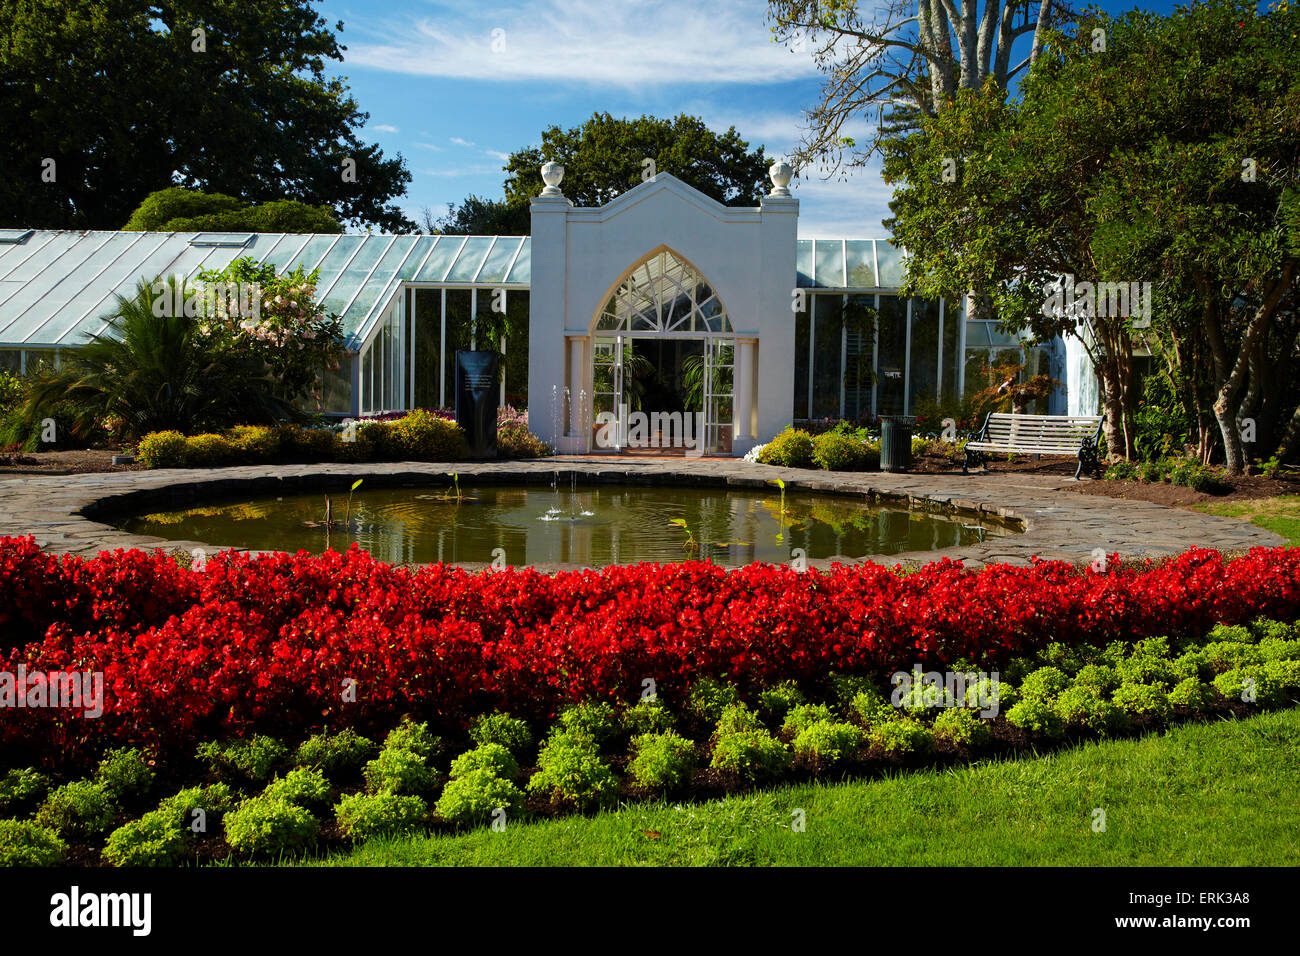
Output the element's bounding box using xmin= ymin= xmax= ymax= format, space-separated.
xmin=589 ymin=248 xmax=735 ymax=455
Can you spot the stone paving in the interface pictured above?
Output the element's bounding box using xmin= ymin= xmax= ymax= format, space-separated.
xmin=0 ymin=456 xmax=1282 ymax=571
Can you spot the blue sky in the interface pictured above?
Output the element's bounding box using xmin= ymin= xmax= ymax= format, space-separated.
xmin=317 ymin=0 xmax=1185 ymax=237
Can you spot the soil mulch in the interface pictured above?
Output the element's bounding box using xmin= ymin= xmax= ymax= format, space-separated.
xmin=0 ymin=448 xmax=144 ymax=475
xmin=910 ymin=450 xmax=1300 ymax=507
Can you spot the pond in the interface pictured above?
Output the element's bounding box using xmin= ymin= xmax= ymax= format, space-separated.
xmin=120 ymin=482 xmax=1017 ymax=568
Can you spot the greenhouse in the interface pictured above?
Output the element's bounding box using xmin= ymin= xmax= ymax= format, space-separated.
xmin=0 ymin=169 xmax=1072 ymax=456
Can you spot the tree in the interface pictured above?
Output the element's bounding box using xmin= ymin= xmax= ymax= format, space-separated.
xmin=766 ymin=0 xmax=1075 ymax=174
xmin=501 ymin=113 xmax=771 ymax=209
xmin=431 ymin=195 xmax=529 ymax=236
xmin=0 ymin=0 xmax=412 ymax=231
xmin=124 ymin=187 xmax=342 ymax=233
xmin=883 ymin=0 xmax=1300 ymax=471
xmin=18 ymin=278 xmax=296 ymax=441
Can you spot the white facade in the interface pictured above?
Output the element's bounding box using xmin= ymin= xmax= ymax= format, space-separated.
xmin=527 ymin=166 xmax=798 ymax=455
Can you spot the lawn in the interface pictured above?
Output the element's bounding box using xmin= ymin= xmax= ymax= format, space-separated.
xmin=1195 ymin=495 xmax=1300 ymax=547
xmin=304 ymin=706 xmax=1300 ymax=867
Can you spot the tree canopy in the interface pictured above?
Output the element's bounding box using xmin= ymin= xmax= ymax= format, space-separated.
xmin=0 ymin=0 xmax=411 ymax=231
xmin=123 ymin=187 xmax=342 ymax=233
xmin=883 ymin=0 xmax=1300 ymax=471
xmin=434 ymin=113 xmax=772 ymax=235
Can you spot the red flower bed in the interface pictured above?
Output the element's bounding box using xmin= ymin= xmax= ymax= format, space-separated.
xmin=3 ymin=536 xmax=1299 ymax=764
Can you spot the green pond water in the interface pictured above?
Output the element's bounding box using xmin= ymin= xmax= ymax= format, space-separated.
xmin=121 ymin=483 xmax=1016 ymax=568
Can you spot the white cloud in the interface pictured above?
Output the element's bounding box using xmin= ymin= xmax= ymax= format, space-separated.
xmin=345 ymin=0 xmax=819 ymax=87
xmin=414 ymin=142 xmax=444 ymax=151
xmin=370 ymin=123 xmax=400 ymax=133
xmin=449 ymin=136 xmax=477 ymax=148
xmin=789 ymin=166 xmax=895 ymax=238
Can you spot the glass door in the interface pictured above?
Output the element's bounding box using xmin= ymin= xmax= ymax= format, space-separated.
xmin=704 ymin=338 xmax=735 ymax=455
xmin=592 ymin=335 xmax=623 ymax=450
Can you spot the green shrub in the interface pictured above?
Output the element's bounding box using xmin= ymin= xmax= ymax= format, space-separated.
xmin=828 ymin=672 xmax=881 ymax=704
xmin=1202 ymin=641 xmax=1264 ymax=674
xmin=757 ymin=426 xmax=815 ymax=468
xmin=1116 ymin=654 xmax=1177 ymax=689
xmin=381 ymin=719 xmax=443 ymax=765
xmin=449 ymin=744 xmax=520 ymax=781
xmin=1213 ymin=667 xmax=1271 ymax=704
xmin=932 ymin=708 xmax=992 ymax=747
xmin=964 ymin=676 xmax=1018 ymax=711
xmin=627 ymin=732 xmax=697 ymax=790
xmin=1252 ymin=618 xmax=1295 ymax=641
xmin=812 ymin=431 xmax=872 ymax=471
xmin=1055 ymin=687 xmax=1127 ymax=735
xmin=184 ymin=432 xmax=237 ymax=466
xmin=35 ymin=781 xmax=116 ymax=839
xmin=526 ymin=732 xmax=619 ymax=809
xmin=102 ymin=810 xmax=186 ymax=867
xmin=497 ymin=420 xmax=551 ymax=459
xmin=136 ymin=430 xmax=188 ymax=468
xmin=226 ymin=424 xmax=280 ymax=461
xmin=262 ymin=769 xmax=332 ymax=811
xmin=1170 ymin=650 xmax=1212 ymax=683
xmin=335 ymin=791 xmax=429 ymax=842
xmin=0 ymin=768 xmax=50 ymax=817
xmin=469 ymin=713 xmax=534 ymax=754
xmin=437 ymin=770 xmax=524 ymax=827
xmin=851 ymin=688 xmax=895 ymax=727
xmin=1168 ymin=678 xmax=1216 ymax=710
xmin=780 ymin=702 xmax=836 ymax=737
xmin=1266 ymin=659 xmax=1300 ymax=694
xmin=1111 ymin=683 xmax=1172 ymax=720
xmin=709 ymin=729 xmax=792 ymax=781
xmin=687 ymin=678 xmax=741 ymax=723
xmin=714 ymin=702 xmax=763 ymax=737
xmin=156 ymin=783 xmax=238 ymax=832
xmin=1005 ymin=699 xmax=1065 ymax=738
xmin=1019 ymin=666 xmax=1071 ymax=702
xmin=620 ymin=698 xmax=675 ymax=736
xmin=792 ymin=720 xmax=865 ymax=765
xmin=557 ymin=701 xmax=618 ymax=744
xmin=94 ymin=747 xmax=154 ymax=801
xmin=755 ymin=681 xmax=804 ymax=722
xmin=0 ymin=820 xmax=66 ymax=866
xmin=363 ymin=747 xmax=438 ymax=796
xmin=1036 ymin=641 xmax=1103 ymax=675
xmin=1104 ymin=459 xmax=1140 ymax=481
xmin=1257 ymin=638 xmax=1300 ymax=664
xmin=387 ymin=409 xmax=467 ymax=460
xmin=293 ymin=728 xmax=376 ymax=779
xmin=870 ymin=718 xmax=936 ymax=754
xmin=1073 ymin=664 xmax=1120 ymax=695
xmin=1206 ymin=623 xmax=1255 ymax=644
xmin=895 ymin=675 xmax=960 ymax=713
xmin=197 ymin=735 xmax=287 ymax=784
xmin=223 ymin=797 xmax=318 ymax=857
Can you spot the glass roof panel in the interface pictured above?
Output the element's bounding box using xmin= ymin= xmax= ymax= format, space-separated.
xmin=306 ymin=235 xmax=365 ymax=304
xmin=506 ymin=238 xmax=531 ymax=283
xmin=284 ymin=235 xmax=342 ymax=274
xmin=813 ymin=240 xmax=845 ymax=288
xmin=796 ymin=239 xmax=814 ymax=288
xmin=318 ymin=236 xmax=388 ymax=315
xmin=475 ymin=237 xmax=523 ymax=283
xmin=446 ymin=236 xmax=494 ymax=281
xmin=875 ymin=240 xmax=905 ymax=286
xmin=415 ymin=236 xmax=464 ymax=281
xmin=397 ymin=236 xmax=439 ymax=280
xmin=845 ymin=240 xmax=876 ymax=287
xmin=342 ymin=235 xmax=421 ymax=327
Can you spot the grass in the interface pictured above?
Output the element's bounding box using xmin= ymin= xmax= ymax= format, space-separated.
xmin=1195 ymin=494 xmax=1300 ymax=546
xmin=298 ymin=707 xmax=1300 ymax=867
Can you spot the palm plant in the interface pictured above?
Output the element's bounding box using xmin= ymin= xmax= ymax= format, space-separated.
xmin=18 ymin=277 xmax=295 ymax=442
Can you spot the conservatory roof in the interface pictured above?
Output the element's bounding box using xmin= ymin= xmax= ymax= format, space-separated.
xmin=0 ymin=231 xmax=532 ymax=350
xmin=0 ymin=231 xmax=905 ymax=351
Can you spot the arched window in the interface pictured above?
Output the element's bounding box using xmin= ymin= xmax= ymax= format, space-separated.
xmin=595 ymin=250 xmax=731 ymax=334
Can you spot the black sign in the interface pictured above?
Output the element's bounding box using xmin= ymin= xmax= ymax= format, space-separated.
xmin=455 ymin=350 xmax=499 ymax=458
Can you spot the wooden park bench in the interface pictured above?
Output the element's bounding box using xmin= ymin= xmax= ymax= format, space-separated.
xmin=963 ymin=412 xmax=1105 ymax=479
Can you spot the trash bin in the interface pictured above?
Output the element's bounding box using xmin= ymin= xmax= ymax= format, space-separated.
xmin=879 ymin=415 xmax=917 ymax=473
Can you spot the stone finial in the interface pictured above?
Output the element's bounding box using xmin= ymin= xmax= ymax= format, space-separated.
xmin=540 ymin=161 xmax=565 ymax=196
xmin=768 ymin=160 xmax=794 ymax=197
